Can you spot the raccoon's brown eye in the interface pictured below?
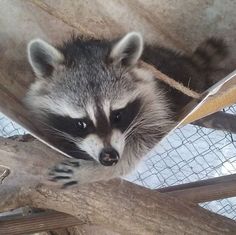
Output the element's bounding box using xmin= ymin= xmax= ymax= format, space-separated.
xmin=77 ymin=120 xmax=87 ymax=130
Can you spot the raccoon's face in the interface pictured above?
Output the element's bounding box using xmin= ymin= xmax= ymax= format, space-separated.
xmin=25 ymin=32 xmax=162 ymax=166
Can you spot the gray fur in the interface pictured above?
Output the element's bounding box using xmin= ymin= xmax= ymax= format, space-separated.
xmin=25 ymin=32 xmax=228 ymax=187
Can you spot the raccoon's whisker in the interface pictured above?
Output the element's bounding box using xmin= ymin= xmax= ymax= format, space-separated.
xmin=125 ymin=124 xmax=141 ymax=141
xmin=125 ymin=122 xmax=142 ymax=141
xmin=124 ymin=105 xmax=143 ymax=133
xmin=44 ymin=128 xmax=77 ymax=143
xmin=124 ymin=104 xmax=145 ymax=139
xmin=125 ymin=115 xmax=157 ymax=142
xmin=38 ymin=120 xmax=78 ymax=143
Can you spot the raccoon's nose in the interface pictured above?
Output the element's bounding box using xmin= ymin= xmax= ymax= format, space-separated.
xmin=99 ymin=148 xmax=120 ymax=166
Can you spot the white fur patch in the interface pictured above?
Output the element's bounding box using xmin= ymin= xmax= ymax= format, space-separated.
xmin=25 ymin=88 xmax=86 ymax=119
xmin=77 ymin=131 xmax=125 ymax=162
xmin=78 ymin=134 xmax=104 ymax=161
xmin=86 ymin=104 xmax=97 ymax=126
xmin=102 ymin=100 xmax=110 ymax=121
xmin=54 ymin=100 xmax=85 ymax=118
xmin=110 ymin=130 xmax=125 ymax=157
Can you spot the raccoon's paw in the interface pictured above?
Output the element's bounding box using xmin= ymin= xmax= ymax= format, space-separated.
xmin=49 ymin=158 xmax=98 ymax=188
xmin=49 ymin=158 xmax=80 ymax=188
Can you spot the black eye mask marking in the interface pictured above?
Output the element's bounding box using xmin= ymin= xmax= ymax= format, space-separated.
xmin=46 ymin=114 xmax=95 ymax=138
xmin=45 ymin=98 xmax=141 ymax=140
xmin=110 ymin=98 xmax=141 ymax=133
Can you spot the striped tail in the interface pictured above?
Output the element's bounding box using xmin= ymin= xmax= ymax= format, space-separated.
xmin=191 ymin=37 xmax=229 ymax=70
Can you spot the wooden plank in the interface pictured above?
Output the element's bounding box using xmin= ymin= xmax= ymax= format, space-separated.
xmin=179 ymin=71 xmax=236 ymax=125
xmin=158 ymin=174 xmax=236 ymax=203
xmin=0 ymin=211 xmax=80 ymax=235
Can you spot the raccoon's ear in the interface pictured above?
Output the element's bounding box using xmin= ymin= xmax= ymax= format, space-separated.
xmin=27 ymin=39 xmax=64 ymax=78
xmin=109 ymin=32 xmax=143 ymax=67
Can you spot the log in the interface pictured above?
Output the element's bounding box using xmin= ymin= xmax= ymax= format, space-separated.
xmin=1 ymin=137 xmax=236 ymax=235
xmin=158 ymin=173 xmax=236 ymax=203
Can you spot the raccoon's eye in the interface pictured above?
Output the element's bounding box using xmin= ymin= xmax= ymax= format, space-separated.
xmin=112 ymin=111 xmax=122 ymax=123
xmin=77 ymin=120 xmax=87 ymax=130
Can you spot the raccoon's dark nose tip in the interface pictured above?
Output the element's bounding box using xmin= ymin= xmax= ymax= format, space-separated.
xmin=99 ymin=148 xmax=120 ymax=166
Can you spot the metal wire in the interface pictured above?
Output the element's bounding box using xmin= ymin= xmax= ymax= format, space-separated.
xmin=0 ymin=106 xmax=236 ymax=219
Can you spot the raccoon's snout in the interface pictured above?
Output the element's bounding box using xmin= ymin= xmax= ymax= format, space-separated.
xmin=99 ymin=147 xmax=120 ymax=166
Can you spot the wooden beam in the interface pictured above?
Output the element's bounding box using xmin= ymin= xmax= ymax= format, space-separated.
xmin=158 ymin=173 xmax=236 ymax=203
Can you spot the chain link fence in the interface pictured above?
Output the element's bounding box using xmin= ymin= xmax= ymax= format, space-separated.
xmin=1 ymin=106 xmax=236 ymax=220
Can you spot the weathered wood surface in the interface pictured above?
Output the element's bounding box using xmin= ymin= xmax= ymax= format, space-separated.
xmin=158 ymin=173 xmax=236 ymax=204
xmin=1 ymin=137 xmax=236 ymax=235
xmin=0 ymin=211 xmax=80 ymax=235
xmin=0 ymin=210 xmax=118 ymax=235
xmin=2 ymin=157 xmax=236 ymax=234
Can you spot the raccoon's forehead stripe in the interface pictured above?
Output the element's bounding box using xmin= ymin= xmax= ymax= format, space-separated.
xmin=86 ymin=100 xmax=111 ymax=127
xmin=95 ymin=105 xmax=111 ymax=137
xmin=102 ymin=100 xmax=110 ymax=121
xmin=86 ymin=104 xmax=97 ymax=126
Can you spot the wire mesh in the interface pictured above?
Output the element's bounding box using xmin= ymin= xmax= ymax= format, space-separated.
xmin=0 ymin=114 xmax=26 ymax=137
xmin=0 ymin=106 xmax=236 ymax=219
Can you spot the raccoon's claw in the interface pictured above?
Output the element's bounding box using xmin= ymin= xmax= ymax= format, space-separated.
xmin=49 ymin=158 xmax=81 ymax=188
xmin=49 ymin=158 xmax=102 ymax=187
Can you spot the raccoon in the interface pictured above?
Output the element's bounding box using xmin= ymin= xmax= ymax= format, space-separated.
xmin=25 ymin=32 xmax=228 ymax=187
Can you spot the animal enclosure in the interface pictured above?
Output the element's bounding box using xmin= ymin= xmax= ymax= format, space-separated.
xmin=0 ymin=1 xmax=236 ymax=234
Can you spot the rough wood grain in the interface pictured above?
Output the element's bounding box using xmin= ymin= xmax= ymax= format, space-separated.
xmin=0 ymin=211 xmax=80 ymax=235
xmin=0 ymin=210 xmax=118 ymax=235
